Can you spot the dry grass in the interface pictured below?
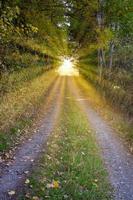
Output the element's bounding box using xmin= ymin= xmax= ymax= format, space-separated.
xmin=0 ymin=67 xmax=57 ymax=151
xmin=75 ymin=75 xmax=133 ymax=148
xmin=79 ymin=65 xmax=133 ymax=116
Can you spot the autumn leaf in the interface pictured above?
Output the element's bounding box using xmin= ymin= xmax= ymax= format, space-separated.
xmin=52 ymin=180 xmax=59 ymax=188
xmin=8 ymin=190 xmax=16 ymax=196
xmin=46 ymin=180 xmax=59 ymax=189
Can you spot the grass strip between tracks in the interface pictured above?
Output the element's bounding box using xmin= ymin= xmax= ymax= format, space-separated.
xmin=21 ymin=88 xmax=111 ymax=200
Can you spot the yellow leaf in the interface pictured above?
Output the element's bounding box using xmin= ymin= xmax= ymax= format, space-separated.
xmin=52 ymin=180 xmax=59 ymax=188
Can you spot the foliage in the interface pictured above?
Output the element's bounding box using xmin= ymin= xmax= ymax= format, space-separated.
xmin=66 ymin=0 xmax=133 ymax=117
xmin=0 ymin=0 xmax=68 ymax=72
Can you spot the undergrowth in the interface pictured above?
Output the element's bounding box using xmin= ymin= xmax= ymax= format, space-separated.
xmin=79 ymin=65 xmax=133 ymax=117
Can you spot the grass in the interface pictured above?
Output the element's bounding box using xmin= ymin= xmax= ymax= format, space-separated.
xmin=0 ymin=67 xmax=57 ymax=152
xmin=20 ymin=89 xmax=111 ymax=200
xmin=79 ymin=64 xmax=133 ymax=116
xmin=74 ymin=75 xmax=133 ymax=149
xmin=0 ymin=118 xmax=32 ymax=151
xmin=0 ymin=66 xmax=52 ymax=95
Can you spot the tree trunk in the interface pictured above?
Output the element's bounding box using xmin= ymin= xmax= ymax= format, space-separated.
xmin=97 ymin=0 xmax=105 ymax=81
xmin=101 ymin=48 xmax=106 ymax=67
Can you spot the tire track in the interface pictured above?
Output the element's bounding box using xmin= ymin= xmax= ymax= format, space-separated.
xmin=0 ymin=76 xmax=65 ymax=200
xmin=68 ymin=77 xmax=133 ymax=200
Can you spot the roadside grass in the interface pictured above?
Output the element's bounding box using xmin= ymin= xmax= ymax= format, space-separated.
xmin=0 ymin=68 xmax=57 ymax=152
xmin=74 ymin=76 xmax=133 ymax=149
xmin=0 ymin=66 xmax=48 ymax=95
xmin=20 ymin=90 xmax=111 ymax=199
xmin=0 ymin=118 xmax=33 ymax=152
xmin=79 ymin=64 xmax=132 ymax=116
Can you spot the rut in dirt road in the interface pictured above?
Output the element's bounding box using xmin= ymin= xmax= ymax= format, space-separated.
xmin=67 ymin=77 xmax=133 ymax=200
xmin=0 ymin=76 xmax=65 ymax=200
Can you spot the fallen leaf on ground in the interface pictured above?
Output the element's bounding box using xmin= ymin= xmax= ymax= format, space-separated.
xmin=52 ymin=180 xmax=59 ymax=188
xmin=46 ymin=180 xmax=59 ymax=189
xmin=25 ymin=193 xmax=30 ymax=198
xmin=64 ymin=194 xmax=69 ymax=199
xmin=46 ymin=183 xmax=53 ymax=189
xmin=5 ymin=153 xmax=10 ymax=158
xmin=8 ymin=190 xmax=16 ymax=195
xmin=0 ymin=156 xmax=3 ymax=163
xmin=25 ymin=179 xmax=30 ymax=184
xmin=24 ymin=170 xmax=29 ymax=174
xmin=32 ymin=196 xmax=40 ymax=200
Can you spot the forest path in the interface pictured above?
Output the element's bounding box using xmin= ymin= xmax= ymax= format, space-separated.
xmin=0 ymin=76 xmax=65 ymax=200
xmin=68 ymin=76 xmax=133 ymax=200
xmin=0 ymin=75 xmax=133 ymax=200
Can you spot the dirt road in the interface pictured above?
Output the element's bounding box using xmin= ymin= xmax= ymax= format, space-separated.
xmin=0 ymin=75 xmax=133 ymax=200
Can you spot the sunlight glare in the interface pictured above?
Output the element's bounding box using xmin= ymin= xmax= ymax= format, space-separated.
xmin=58 ymin=58 xmax=79 ymax=76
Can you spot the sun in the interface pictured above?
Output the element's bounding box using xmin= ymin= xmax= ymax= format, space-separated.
xmin=57 ymin=58 xmax=79 ymax=76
